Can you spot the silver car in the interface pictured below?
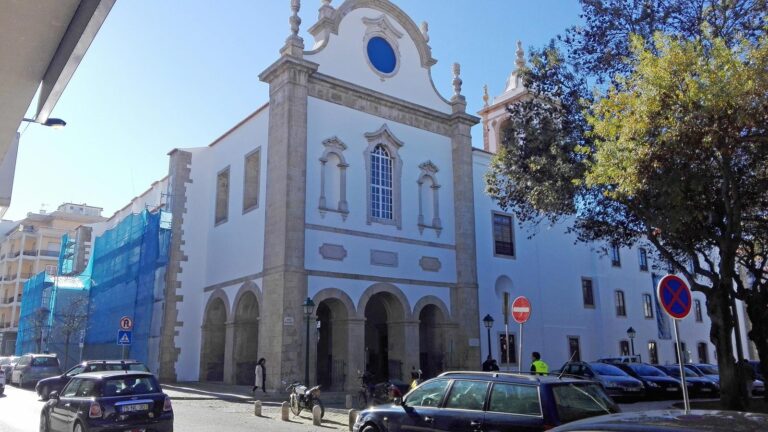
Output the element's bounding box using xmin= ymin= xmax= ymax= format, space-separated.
xmin=10 ymin=354 xmax=61 ymax=388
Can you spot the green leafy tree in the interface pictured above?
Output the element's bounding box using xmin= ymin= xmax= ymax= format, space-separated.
xmin=486 ymin=0 xmax=767 ymax=409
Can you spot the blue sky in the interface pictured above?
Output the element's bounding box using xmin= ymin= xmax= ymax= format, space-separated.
xmin=11 ymin=0 xmax=582 ymax=221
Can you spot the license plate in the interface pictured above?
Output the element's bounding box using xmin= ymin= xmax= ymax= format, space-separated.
xmin=701 ymin=388 xmax=711 ymax=392
xmin=625 ymin=388 xmax=640 ymax=392
xmin=667 ymin=387 xmax=678 ymax=392
xmin=124 ymin=429 xmax=145 ymax=432
xmin=121 ymin=404 xmax=149 ymax=412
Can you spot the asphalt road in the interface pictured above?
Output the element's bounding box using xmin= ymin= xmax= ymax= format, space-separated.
xmin=0 ymin=384 xmax=42 ymax=432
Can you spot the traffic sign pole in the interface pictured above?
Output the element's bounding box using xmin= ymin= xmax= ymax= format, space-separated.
xmin=673 ymin=320 xmax=690 ymax=412
xmin=518 ymin=322 xmax=523 ymax=373
xmin=511 ymin=296 xmax=532 ymax=374
xmin=503 ymin=293 xmax=511 ymax=372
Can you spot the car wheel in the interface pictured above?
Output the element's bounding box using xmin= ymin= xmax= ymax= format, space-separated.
xmin=39 ymin=413 xmax=48 ymax=432
xmin=361 ymin=424 xmax=379 ymax=432
xmin=74 ymin=421 xmax=84 ymax=432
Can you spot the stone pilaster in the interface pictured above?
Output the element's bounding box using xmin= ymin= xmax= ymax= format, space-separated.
xmin=258 ymin=55 xmax=319 ymax=391
xmin=158 ymin=149 xmax=193 ymax=382
xmin=223 ymin=322 xmax=236 ymax=384
xmin=345 ymin=318 xmax=365 ymax=391
xmin=449 ymin=95 xmax=481 ymax=370
xmin=390 ymin=320 xmax=420 ymax=380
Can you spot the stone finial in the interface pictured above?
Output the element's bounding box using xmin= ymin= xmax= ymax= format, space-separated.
xmin=281 ymin=0 xmax=305 ymax=57
xmin=515 ymin=40 xmax=525 ymax=70
xmin=483 ymin=85 xmax=489 ymax=107
xmin=322 ymin=0 xmax=331 ymax=5
xmin=319 ymin=0 xmax=334 ymax=19
xmin=420 ymin=21 xmax=430 ymax=44
xmin=452 ymin=63 xmax=463 ymax=97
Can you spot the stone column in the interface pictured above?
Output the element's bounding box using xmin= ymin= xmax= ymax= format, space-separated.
xmin=345 ymin=318 xmax=365 ymax=391
xmin=389 ymin=320 xmax=420 ymax=381
xmin=449 ymin=69 xmax=481 ymax=370
xmin=223 ymin=321 xmax=236 ymax=384
xmin=258 ymin=53 xmax=319 ymax=392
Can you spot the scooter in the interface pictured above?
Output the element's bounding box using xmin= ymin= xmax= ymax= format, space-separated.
xmin=286 ymin=381 xmax=324 ymax=418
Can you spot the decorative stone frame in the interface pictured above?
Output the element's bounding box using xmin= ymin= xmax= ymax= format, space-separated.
xmin=214 ymin=166 xmax=231 ymax=226
xmin=318 ymin=137 xmax=349 ymax=219
xmin=364 ymin=124 xmax=403 ymax=228
xmin=417 ymin=161 xmax=442 ymax=235
xmin=491 ymin=210 xmax=515 ymax=259
xmin=242 ymin=148 xmax=261 ymax=215
xmin=362 ymin=15 xmax=403 ymax=80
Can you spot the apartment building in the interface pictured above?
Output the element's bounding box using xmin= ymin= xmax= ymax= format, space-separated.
xmin=0 ymin=203 xmax=104 ymax=354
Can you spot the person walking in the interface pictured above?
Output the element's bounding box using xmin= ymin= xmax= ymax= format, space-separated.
xmin=482 ymin=355 xmax=494 ymax=372
xmin=530 ymin=352 xmax=549 ymax=376
xmin=253 ymin=358 xmax=266 ymax=393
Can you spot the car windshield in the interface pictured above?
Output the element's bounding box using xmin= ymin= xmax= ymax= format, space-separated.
xmin=32 ymin=357 xmax=59 ymax=367
xmin=102 ymin=376 xmax=159 ymax=396
xmin=590 ymin=363 xmax=627 ymax=377
xmin=697 ymin=365 xmax=719 ymax=375
xmin=552 ymin=383 xmax=619 ymax=424
xmin=630 ymin=364 xmax=666 ymax=377
xmin=664 ymin=367 xmax=696 ymax=378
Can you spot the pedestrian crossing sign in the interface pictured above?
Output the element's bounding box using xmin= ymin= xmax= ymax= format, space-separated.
xmin=117 ymin=330 xmax=132 ymax=345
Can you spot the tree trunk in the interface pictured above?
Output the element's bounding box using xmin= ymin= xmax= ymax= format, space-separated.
xmin=707 ymin=285 xmax=744 ymax=410
xmin=63 ymin=333 xmax=71 ymax=371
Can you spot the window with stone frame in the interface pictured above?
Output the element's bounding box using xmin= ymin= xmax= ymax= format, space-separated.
xmin=582 ymin=278 xmax=595 ymax=308
xmin=364 ymin=125 xmax=403 ymax=228
xmin=639 ymin=248 xmax=649 ymax=271
xmin=417 ymin=161 xmax=441 ymax=235
xmin=493 ymin=212 xmax=515 ymax=258
xmin=243 ymin=149 xmax=260 ymax=213
xmin=568 ymin=336 xmax=581 ymax=361
xmin=499 ymin=333 xmax=516 ymax=364
xmin=694 ymin=299 xmax=703 ymax=322
xmin=318 ymin=137 xmax=349 ymax=217
xmin=619 ymin=340 xmax=630 ymax=356
xmin=642 ymin=293 xmax=654 ymax=319
xmin=615 ymin=290 xmax=626 ymax=317
xmin=215 ymin=167 xmax=230 ymax=225
xmin=648 ymin=341 xmax=659 ymax=364
xmin=610 ymin=243 xmax=621 ymax=267
xmin=697 ymin=342 xmax=709 ymax=363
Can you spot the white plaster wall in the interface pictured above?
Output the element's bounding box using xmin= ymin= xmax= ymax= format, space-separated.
xmin=174 ymin=108 xmax=270 ymax=381
xmin=90 ymin=176 xmax=169 ymax=236
xmin=305 ymin=7 xmax=450 ymax=114
xmin=472 ymin=150 xmax=715 ymax=369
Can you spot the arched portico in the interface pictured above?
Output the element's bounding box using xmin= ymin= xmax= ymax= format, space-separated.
xmin=413 ymin=296 xmax=452 ymax=379
xmin=313 ymin=288 xmax=355 ymax=390
xmin=231 ymin=283 xmax=260 ymax=384
xmin=200 ymin=290 xmax=230 ymax=381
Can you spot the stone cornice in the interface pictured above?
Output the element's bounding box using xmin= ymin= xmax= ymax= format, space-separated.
xmin=308 ymin=72 xmax=457 ymax=136
xmin=258 ymin=56 xmax=320 ymax=85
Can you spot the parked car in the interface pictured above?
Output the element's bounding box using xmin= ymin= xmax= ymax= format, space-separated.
xmin=0 ymin=356 xmax=18 ymax=378
xmin=596 ymin=355 xmax=641 ymax=364
xmin=684 ymin=363 xmax=720 ymax=384
xmin=560 ymin=361 xmax=645 ymax=400
xmin=40 ymin=371 xmax=173 ymax=432
xmin=352 ymin=371 xmax=620 ymax=432
xmin=749 ymin=360 xmax=764 ymax=381
xmin=10 ymin=354 xmax=61 ymax=388
xmin=654 ymin=364 xmax=719 ymax=397
xmin=549 ymin=409 xmax=768 ymax=431
xmin=0 ymin=364 xmax=5 ymax=395
xmin=36 ymin=360 xmax=150 ymax=400
xmin=611 ymin=363 xmax=682 ymax=399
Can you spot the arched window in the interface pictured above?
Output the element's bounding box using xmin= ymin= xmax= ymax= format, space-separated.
xmin=364 ymin=125 xmax=403 ymax=227
xmin=417 ymin=161 xmax=442 ymax=235
xmin=371 ymin=145 xmax=393 ymax=220
xmin=318 ymin=137 xmax=349 ymax=218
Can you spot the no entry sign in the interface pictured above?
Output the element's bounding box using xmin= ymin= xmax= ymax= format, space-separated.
xmin=512 ymin=296 xmax=531 ymax=324
xmin=657 ymin=275 xmax=692 ymax=320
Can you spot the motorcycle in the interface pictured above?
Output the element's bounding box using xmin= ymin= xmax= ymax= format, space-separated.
xmin=355 ymin=371 xmax=403 ymax=408
xmin=285 ymin=381 xmax=324 ymax=418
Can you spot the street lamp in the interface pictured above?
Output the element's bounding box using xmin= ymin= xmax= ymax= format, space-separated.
xmin=483 ymin=314 xmax=494 ymax=360
xmin=303 ymin=297 xmax=315 ymax=385
xmin=21 ymin=117 xmax=67 ymax=129
xmin=626 ymin=326 xmax=636 ymax=359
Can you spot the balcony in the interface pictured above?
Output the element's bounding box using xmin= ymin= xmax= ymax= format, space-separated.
xmin=22 ymin=250 xmax=38 ymax=257
xmin=9 ymin=251 xmax=20 ymax=259
xmin=39 ymin=250 xmax=59 ymax=258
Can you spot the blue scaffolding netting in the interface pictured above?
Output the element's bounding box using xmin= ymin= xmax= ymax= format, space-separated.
xmin=16 ymin=210 xmax=170 ymax=371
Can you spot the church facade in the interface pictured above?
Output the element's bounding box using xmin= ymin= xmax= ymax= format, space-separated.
xmin=153 ymin=0 xmax=730 ymax=388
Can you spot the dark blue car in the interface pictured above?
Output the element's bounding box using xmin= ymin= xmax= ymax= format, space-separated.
xmin=352 ymin=371 xmax=620 ymax=432
xmin=40 ymin=371 xmax=173 ymax=432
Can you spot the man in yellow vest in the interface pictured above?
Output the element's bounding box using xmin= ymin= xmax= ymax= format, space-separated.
xmin=530 ymin=351 xmax=549 ymax=375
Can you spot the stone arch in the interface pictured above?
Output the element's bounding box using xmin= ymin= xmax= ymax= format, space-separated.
xmin=200 ymin=290 xmax=230 ymax=381
xmin=412 ymin=295 xmax=451 ymax=321
xmin=231 ymin=282 xmax=260 ymax=385
xmin=357 ymin=283 xmax=412 ymax=320
xmin=313 ymin=288 xmax=356 ymax=390
xmin=358 ymin=283 xmax=412 ymax=381
xmin=413 ymin=296 xmax=450 ymax=379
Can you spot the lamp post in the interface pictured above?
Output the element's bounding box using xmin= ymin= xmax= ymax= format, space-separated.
xmin=303 ymin=297 xmax=315 ymax=385
xmin=627 ymin=326 xmax=636 ymax=359
xmin=483 ymin=314 xmax=494 ymax=360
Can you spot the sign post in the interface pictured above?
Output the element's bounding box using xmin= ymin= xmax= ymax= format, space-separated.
xmin=503 ymin=293 xmax=510 ymax=371
xmin=118 ymin=316 xmax=133 ymax=360
xmin=657 ymin=275 xmax=693 ymax=412
xmin=512 ymin=296 xmax=531 ymax=373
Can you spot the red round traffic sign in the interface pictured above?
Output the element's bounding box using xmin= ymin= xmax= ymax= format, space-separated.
xmin=511 ymin=296 xmax=531 ymax=324
xmin=120 ymin=316 xmax=133 ymax=330
xmin=657 ymin=275 xmax=692 ymax=320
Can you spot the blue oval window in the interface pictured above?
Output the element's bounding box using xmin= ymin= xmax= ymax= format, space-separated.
xmin=367 ymin=37 xmax=397 ymax=74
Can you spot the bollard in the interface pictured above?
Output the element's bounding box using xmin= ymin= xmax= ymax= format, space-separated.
xmin=348 ymin=409 xmax=358 ymax=431
xmin=345 ymin=394 xmax=353 ymax=409
xmin=312 ymin=405 xmax=322 ymax=426
xmin=281 ymin=401 xmax=290 ymax=421
xmin=254 ymin=400 xmax=261 ymax=417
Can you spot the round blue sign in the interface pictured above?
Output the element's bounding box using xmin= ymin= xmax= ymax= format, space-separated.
xmin=367 ymin=37 xmax=397 ymax=74
xmin=657 ymin=275 xmax=692 ymax=320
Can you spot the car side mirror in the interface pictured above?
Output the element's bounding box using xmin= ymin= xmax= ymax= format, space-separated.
xmin=48 ymin=391 xmax=59 ymax=401
xmin=394 ymin=396 xmax=402 ymax=405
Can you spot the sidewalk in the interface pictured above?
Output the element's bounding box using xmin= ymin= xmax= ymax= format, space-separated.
xmin=162 ymin=381 xmax=350 ymax=408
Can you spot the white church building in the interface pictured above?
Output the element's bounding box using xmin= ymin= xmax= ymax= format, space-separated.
xmin=144 ymin=0 xmax=734 ymax=388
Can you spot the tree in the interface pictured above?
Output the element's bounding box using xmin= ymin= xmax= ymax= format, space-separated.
xmin=54 ymin=295 xmax=89 ymax=370
xmin=486 ymin=0 xmax=768 ymax=410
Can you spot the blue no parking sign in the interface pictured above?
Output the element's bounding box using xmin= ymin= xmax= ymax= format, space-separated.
xmin=657 ymin=274 xmax=692 ymax=320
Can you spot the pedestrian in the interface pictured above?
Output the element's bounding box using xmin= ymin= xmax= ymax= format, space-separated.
xmin=482 ymin=355 xmax=494 ymax=372
xmin=530 ymin=351 xmax=549 ymax=375
xmin=490 ymin=359 xmax=500 ymax=371
xmin=253 ymin=358 xmax=266 ymax=393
